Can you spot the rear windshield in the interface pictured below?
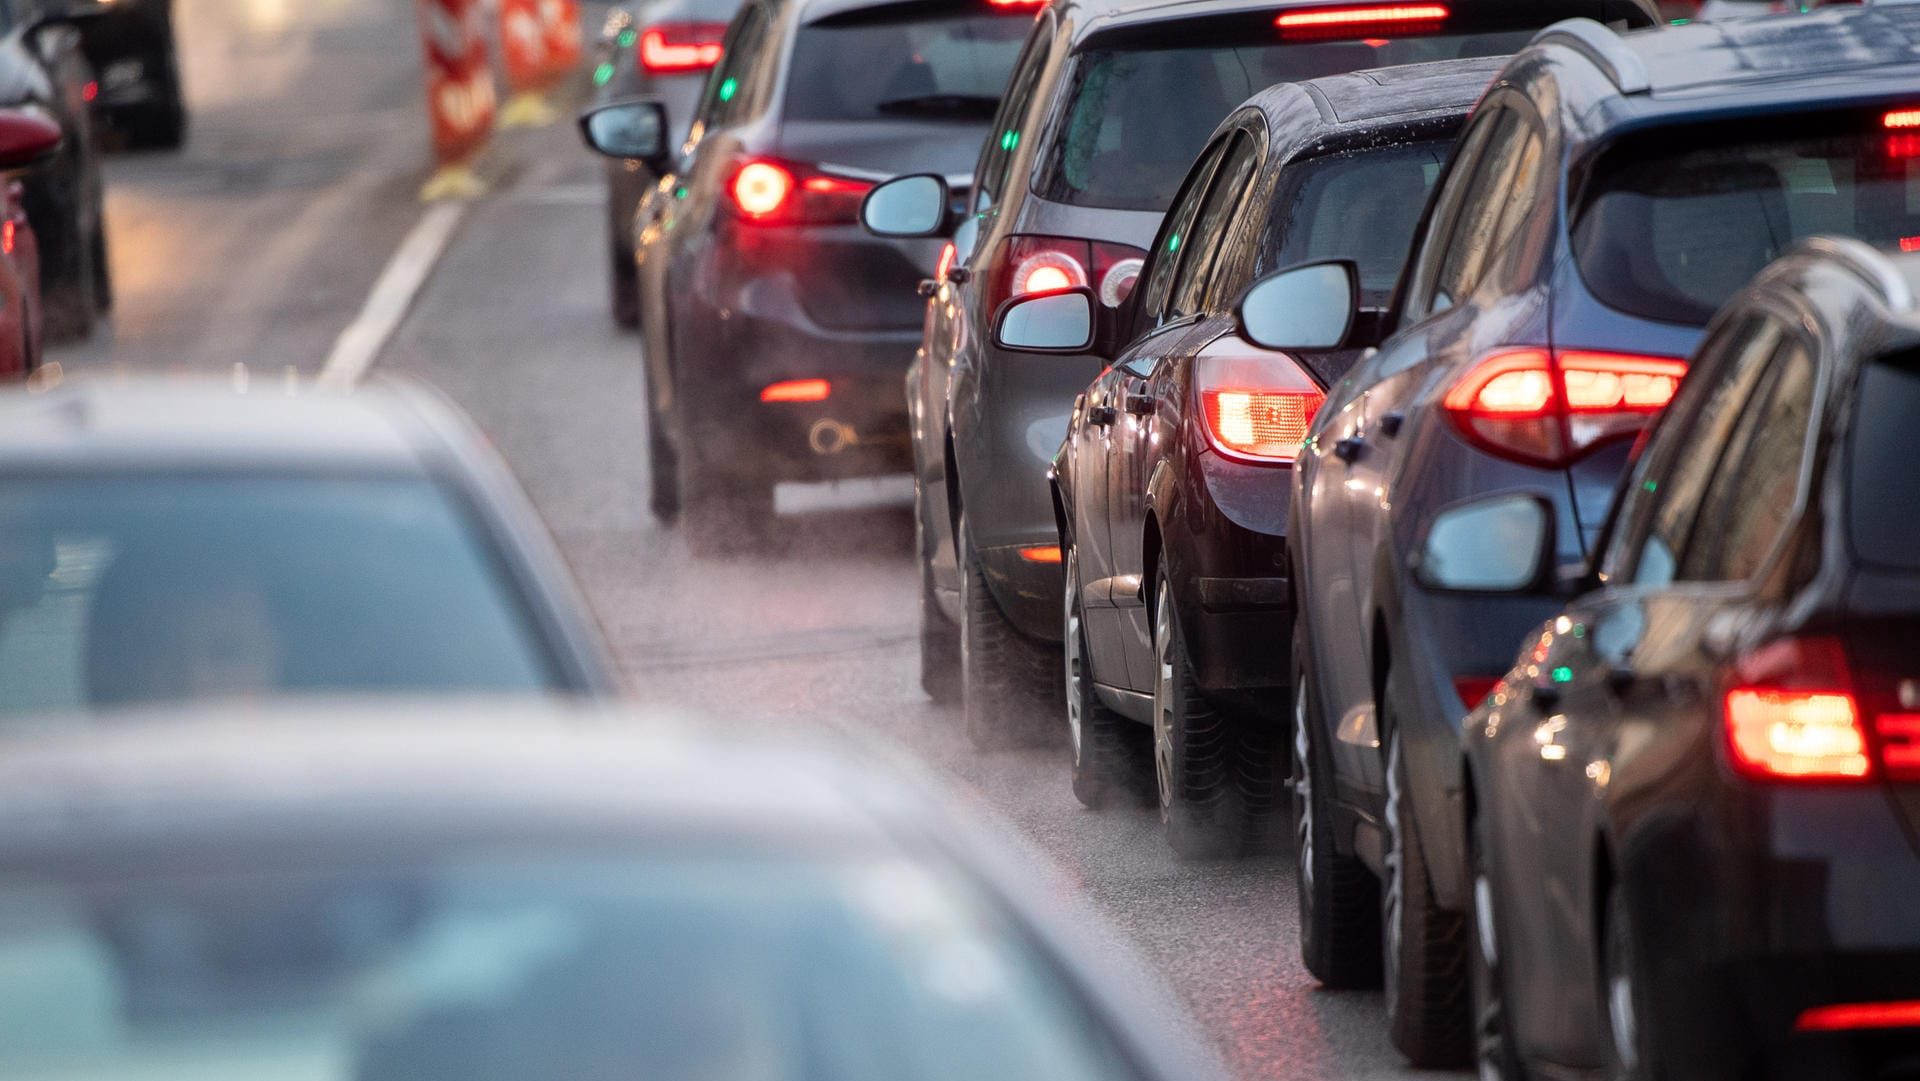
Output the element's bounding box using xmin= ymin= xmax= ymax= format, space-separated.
xmin=1036 ymin=33 xmax=1530 ymax=211
xmin=1268 ymin=139 xmax=1452 ymax=304
xmin=784 ymin=11 xmax=1030 ymax=123
xmin=1574 ymin=118 xmax=1920 ymax=326
xmin=1848 ymin=350 xmax=1920 ymax=570
xmin=0 ymin=475 xmax=560 ymax=716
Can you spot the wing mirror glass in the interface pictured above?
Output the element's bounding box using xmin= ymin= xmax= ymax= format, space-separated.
xmin=578 ymin=101 xmax=669 ymax=167
xmin=993 ymin=288 xmax=1094 ymax=354
xmin=861 ymin=174 xmax=948 ymax=238
xmin=1414 ymin=494 xmax=1555 ymax=594
xmin=1236 ymin=261 xmax=1359 ymax=351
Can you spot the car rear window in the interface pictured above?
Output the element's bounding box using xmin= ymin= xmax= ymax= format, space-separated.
xmin=1035 ymin=33 xmax=1530 ymax=212
xmin=783 ymin=9 xmax=1031 ymax=123
xmin=0 ymin=475 xmax=561 ymax=716
xmin=1848 ymin=349 xmax=1920 ymax=570
xmin=1268 ymin=138 xmax=1452 ymax=304
xmin=1573 ymin=117 xmax=1920 ymax=326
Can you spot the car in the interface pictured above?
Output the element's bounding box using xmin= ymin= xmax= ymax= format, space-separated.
xmin=591 ymin=0 xmax=742 ymax=327
xmin=1 ymin=0 xmax=111 ymax=343
xmin=577 ymin=0 xmax=1033 ymax=554
xmin=1254 ymin=5 xmax=1920 ymax=1066
xmin=1452 ymin=238 xmax=1920 ymax=1081
xmin=859 ymin=0 xmax=1661 ymax=747
xmin=0 ymin=377 xmax=618 ymax=715
xmin=0 ymin=109 xmax=60 ymax=378
xmin=0 ymin=710 xmax=1235 ymax=1081
xmin=990 ymin=58 xmax=1499 ymax=857
xmin=76 ymin=0 xmax=187 ymax=149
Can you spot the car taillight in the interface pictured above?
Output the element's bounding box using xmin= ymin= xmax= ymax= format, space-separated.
xmin=987 ymin=235 xmax=1146 ymax=313
xmin=1442 ymin=347 xmax=1686 ymax=467
xmin=1884 ymin=108 xmax=1920 ymax=130
xmin=1194 ymin=351 xmax=1325 ymax=464
xmin=1276 ymin=3 xmax=1448 ymax=40
xmin=1454 ymin=676 xmax=1501 ymax=710
xmin=1722 ymin=636 xmax=1877 ymax=782
xmin=934 ymin=241 xmax=957 ymax=282
xmin=638 ymin=22 xmax=727 ymax=74
xmin=728 ymin=158 xmax=874 ymax=225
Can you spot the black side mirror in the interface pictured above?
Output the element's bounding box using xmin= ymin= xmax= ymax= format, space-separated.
xmin=578 ymin=100 xmax=671 ymax=174
xmin=861 ymin=174 xmax=951 ymax=238
xmin=1411 ymin=494 xmax=1557 ymax=595
xmin=992 ymin=288 xmax=1095 ymax=354
xmin=1235 ymin=260 xmax=1367 ymax=352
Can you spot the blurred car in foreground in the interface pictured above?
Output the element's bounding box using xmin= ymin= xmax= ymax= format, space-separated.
xmin=592 ymin=0 xmax=741 ymax=326
xmin=861 ymin=0 xmax=1660 ymax=744
xmin=76 ymin=0 xmax=186 ymax=149
xmin=0 ymin=378 xmax=617 ymax=715
xmin=0 ymin=109 xmax=61 ymax=378
xmin=580 ymin=0 xmax=1030 ymax=554
xmin=999 ymin=58 xmax=1495 ymax=862
xmin=0 ymin=712 xmax=1232 ymax=1081
xmin=1257 ymin=7 xmax=1920 ymax=1062
xmin=1456 ymin=238 xmax=1920 ymax=1081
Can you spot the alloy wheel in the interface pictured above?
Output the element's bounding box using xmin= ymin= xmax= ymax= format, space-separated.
xmin=1607 ymin=918 xmax=1640 ymax=1075
xmin=1152 ymin=587 xmax=1175 ymax=816
xmin=1473 ymin=856 xmax=1509 ymax=1081
xmin=1294 ymin=681 xmax=1315 ymax=901
xmin=1064 ymin=547 xmax=1085 ymax=763
xmin=1383 ymin=730 xmax=1406 ymax=1020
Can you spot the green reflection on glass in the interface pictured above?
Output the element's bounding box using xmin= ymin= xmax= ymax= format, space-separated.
xmin=719 ymin=78 xmax=738 ymax=102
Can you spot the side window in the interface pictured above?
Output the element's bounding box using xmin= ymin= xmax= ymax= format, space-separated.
xmin=1166 ymin=134 xmax=1258 ymax=319
xmin=694 ymin=5 xmax=771 ymax=131
xmin=1401 ymin=107 xmax=1502 ymax=317
xmin=1426 ymin=109 xmax=1537 ymax=314
xmin=974 ymin=19 xmax=1051 ymax=213
xmin=1677 ymin=337 xmax=1817 ymax=583
xmin=1133 ymin=139 xmax=1228 ymax=332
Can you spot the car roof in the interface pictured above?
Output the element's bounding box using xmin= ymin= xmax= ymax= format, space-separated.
xmin=794 ymin=0 xmax=1049 ymax=25
xmin=0 ymin=376 xmax=464 ymax=474
xmin=1067 ymin=0 xmax=1655 ymax=48
xmin=1273 ymin=55 xmax=1503 ymax=129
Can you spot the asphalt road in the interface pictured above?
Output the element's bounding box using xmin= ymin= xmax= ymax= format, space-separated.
xmin=54 ymin=2 xmax=1449 ymax=1078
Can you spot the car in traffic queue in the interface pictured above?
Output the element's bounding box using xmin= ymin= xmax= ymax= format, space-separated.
xmin=990 ymin=59 xmax=1498 ymax=858
xmin=0 ymin=712 xmax=1234 ymax=1081
xmin=1454 ymin=239 xmax=1920 ymax=1081
xmin=591 ymin=0 xmax=741 ymax=327
xmin=0 ymin=378 xmax=618 ymax=714
xmin=859 ymin=0 xmax=1662 ymax=749
xmin=76 ymin=0 xmax=187 ymax=149
xmin=0 ymin=109 xmax=60 ymax=378
xmin=578 ymin=0 xmax=1033 ymax=555
xmin=1248 ymin=5 xmax=1920 ymax=1067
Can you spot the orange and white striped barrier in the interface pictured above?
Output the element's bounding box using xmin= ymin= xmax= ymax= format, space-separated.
xmin=417 ymin=0 xmax=495 ymax=199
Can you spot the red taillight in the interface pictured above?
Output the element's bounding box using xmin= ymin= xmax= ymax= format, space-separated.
xmin=1099 ymin=257 xmax=1143 ymax=307
xmin=638 ymin=23 xmax=726 ymax=74
xmin=1884 ymin=108 xmax=1920 ymax=129
xmin=760 ymin=378 xmax=830 ymax=403
xmin=1723 ymin=637 xmax=1872 ymax=782
xmin=728 ymin=158 xmax=873 ymax=224
xmin=934 ymin=241 xmax=957 ymax=282
xmin=1017 ymin=250 xmax=1086 ymax=294
xmin=1454 ymin=676 xmax=1502 ymax=710
xmin=987 ymin=0 xmax=1047 ymax=7
xmin=1194 ymin=349 xmax=1324 ymax=464
xmin=987 ymin=236 xmax=1146 ymax=314
xmin=2 ymin=220 xmax=15 ymax=257
xmin=1442 ymin=347 xmax=1686 ymax=467
xmin=1797 ymin=1001 xmax=1920 ymax=1032
xmin=1276 ymin=3 xmax=1448 ymax=39
xmin=1019 ymin=545 xmax=1063 ymax=563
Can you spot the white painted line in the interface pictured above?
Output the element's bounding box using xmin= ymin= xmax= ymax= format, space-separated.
xmin=317 ymin=201 xmax=467 ymax=388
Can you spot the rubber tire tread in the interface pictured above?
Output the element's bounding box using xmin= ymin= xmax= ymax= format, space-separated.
xmin=1067 ymin=543 xmax=1145 ymax=808
xmin=1470 ymin=807 xmax=1526 ymax=1081
xmin=1383 ymin=724 xmax=1472 ymax=1067
xmin=1294 ymin=619 xmax=1383 ymax=988
xmin=1156 ymin=562 xmax=1266 ymax=859
xmin=918 ymin=507 xmax=960 ymax=705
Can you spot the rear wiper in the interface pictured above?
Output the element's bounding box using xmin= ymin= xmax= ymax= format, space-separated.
xmin=874 ymin=94 xmax=1000 ymax=119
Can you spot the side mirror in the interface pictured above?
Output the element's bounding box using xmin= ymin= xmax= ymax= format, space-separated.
xmin=0 ymin=110 xmax=61 ymax=172
xmin=578 ymin=101 xmax=670 ymax=171
xmin=1236 ymin=260 xmax=1361 ymax=352
xmin=861 ymin=174 xmax=949 ymax=238
xmin=1413 ymin=494 xmax=1555 ymax=594
xmin=993 ymin=288 xmax=1094 ymax=354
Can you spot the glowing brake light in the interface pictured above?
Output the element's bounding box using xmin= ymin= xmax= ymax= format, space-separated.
xmin=1195 ymin=350 xmax=1324 ymax=464
xmin=733 ymin=161 xmax=794 ymax=218
xmin=1884 ymin=109 xmax=1920 ymax=129
xmin=1797 ymin=1001 xmax=1920 ymax=1033
xmin=1014 ymin=250 xmax=1087 ymax=295
xmin=1725 ymin=690 xmax=1870 ymax=780
xmin=760 ymin=378 xmax=830 ymax=402
xmin=1277 ymin=3 xmax=1447 ymax=39
xmin=728 ymin=159 xmax=873 ymax=224
xmin=638 ymin=23 xmax=726 ymax=75
xmin=1019 ymin=545 xmax=1063 ymax=563
xmin=1443 ymin=347 xmax=1686 ymax=467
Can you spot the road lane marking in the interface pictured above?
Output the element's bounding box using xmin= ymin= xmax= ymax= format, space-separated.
xmin=317 ymin=201 xmax=466 ymax=387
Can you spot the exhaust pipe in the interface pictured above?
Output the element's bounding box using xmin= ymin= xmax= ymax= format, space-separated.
xmin=809 ymin=419 xmax=858 ymax=455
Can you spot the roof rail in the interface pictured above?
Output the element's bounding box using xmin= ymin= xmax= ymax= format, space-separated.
xmin=1790 ymin=235 xmax=1915 ymax=313
xmin=1530 ymin=18 xmax=1650 ymax=95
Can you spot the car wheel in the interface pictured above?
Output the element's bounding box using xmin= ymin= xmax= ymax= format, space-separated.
xmin=1470 ymin=805 xmax=1525 ymax=1081
xmin=643 ymin=377 xmax=679 ymax=525
xmin=1152 ymin=558 xmax=1263 ymax=859
xmin=1382 ymin=721 xmax=1472 ymax=1066
xmin=609 ymin=218 xmax=639 ymax=329
xmin=1292 ymin=621 xmax=1382 ymax=987
xmin=38 ymin=204 xmax=97 ymax=344
xmin=1065 ymin=543 xmax=1144 ymax=808
xmin=1603 ymin=882 xmax=1653 ymax=1081
xmin=958 ymin=513 xmax=1056 ymax=751
xmin=915 ymin=488 xmax=959 ymax=705
xmin=679 ymin=455 xmax=771 ymax=559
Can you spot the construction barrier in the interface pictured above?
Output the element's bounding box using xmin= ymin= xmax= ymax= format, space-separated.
xmin=417 ymin=0 xmax=495 ymax=199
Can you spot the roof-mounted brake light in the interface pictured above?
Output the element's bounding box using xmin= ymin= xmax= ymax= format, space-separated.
xmin=1885 ymin=109 xmax=1920 ymax=129
xmin=1276 ymin=4 xmax=1447 ymax=39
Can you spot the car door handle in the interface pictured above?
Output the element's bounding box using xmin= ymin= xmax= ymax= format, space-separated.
xmin=1087 ymin=405 xmax=1116 ymax=427
xmin=917 ymin=279 xmax=938 ymax=298
xmin=1334 ymin=436 xmax=1366 ymax=463
xmin=1379 ymin=412 xmax=1404 ymax=437
xmin=1531 ymin=684 xmax=1562 ymax=714
xmin=1124 ymin=392 xmax=1155 ymax=417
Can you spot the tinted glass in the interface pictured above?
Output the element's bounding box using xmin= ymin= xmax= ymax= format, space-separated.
xmin=1269 ymin=139 xmax=1450 ymax=304
xmin=1849 ymin=350 xmax=1920 ymax=570
xmin=1036 ymin=32 xmax=1531 ymax=211
xmin=784 ymin=12 xmax=1030 ymax=123
xmin=0 ymin=852 xmax=1138 ymax=1081
xmin=1679 ymin=338 xmax=1814 ymax=581
xmin=1168 ymin=134 xmax=1257 ymax=317
xmin=1574 ymin=121 xmax=1920 ymax=325
xmin=0 ymin=476 xmax=558 ymax=715
xmin=694 ymin=5 xmax=769 ymax=128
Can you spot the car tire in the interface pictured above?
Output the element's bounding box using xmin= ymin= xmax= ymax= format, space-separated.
xmin=1470 ymin=804 xmax=1525 ymax=1081
xmin=1292 ymin=623 xmax=1382 ymax=988
xmin=609 ymin=220 xmax=639 ymax=329
xmin=1065 ymin=543 xmax=1143 ymax=808
xmin=1603 ymin=881 xmax=1654 ymax=1081
xmin=959 ymin=513 xmax=1056 ymax=751
xmin=1152 ymin=559 xmax=1264 ymax=859
xmin=1382 ymin=721 xmax=1472 ymax=1067
xmin=916 ymin=490 xmax=959 ymax=705
xmin=39 ymin=210 xmax=98 ymax=344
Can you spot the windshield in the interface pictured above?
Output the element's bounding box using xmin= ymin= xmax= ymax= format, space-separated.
xmin=784 ymin=12 xmax=1031 ymax=123
xmin=0 ymin=476 xmax=559 ymax=716
xmin=1269 ymin=139 xmax=1452 ymax=304
xmin=1573 ymin=118 xmax=1920 ymax=325
xmin=1036 ymin=33 xmax=1530 ymax=211
xmin=0 ymin=852 xmax=1138 ymax=1081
